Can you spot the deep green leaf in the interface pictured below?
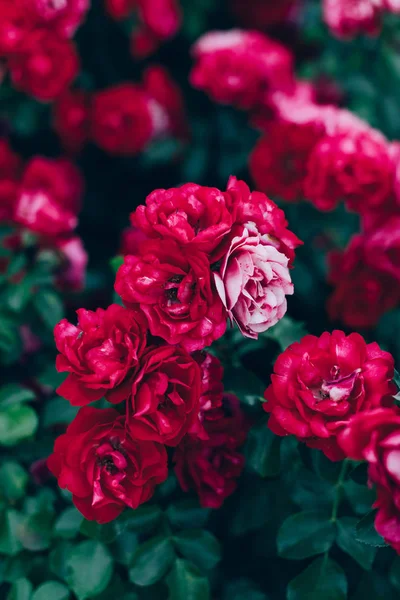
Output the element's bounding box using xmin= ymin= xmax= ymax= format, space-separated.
xmin=109 ymin=255 xmax=124 ymax=274
xmin=7 ymin=577 xmax=33 ymax=600
xmin=166 ymin=500 xmax=211 ymax=530
xmin=32 ymin=582 xmax=70 ymax=600
xmin=129 ymin=536 xmax=175 ymax=586
xmin=0 ymin=385 xmax=35 ymax=408
xmin=166 ymin=559 xmax=210 ymax=600
xmin=389 ymin=556 xmax=400 ymax=592
xmin=49 ymin=541 xmax=74 ymax=581
xmin=0 ymin=510 xmax=23 ymax=556
xmin=355 ymin=511 xmax=387 ymax=547
xmin=53 ymin=508 xmax=83 ymax=540
xmin=42 ymin=397 xmax=78 ymax=428
xmin=65 ymin=541 xmax=113 ymax=600
xmin=222 ymin=578 xmax=268 ymax=600
xmin=33 ymin=290 xmax=64 ymax=331
xmin=0 ymin=314 xmax=22 ymax=366
xmin=120 ymin=505 xmax=163 ymax=534
xmin=262 ymin=316 xmax=307 ymax=351
xmin=18 ymin=510 xmax=53 ymax=551
xmin=79 ymin=519 xmax=117 ymax=544
xmin=287 ymin=556 xmax=347 ymax=600
xmin=0 ymin=405 xmax=38 ymax=447
xmin=224 ymin=366 xmax=264 ymax=406
xmin=0 ymin=462 xmax=28 ymax=502
xmin=173 ymin=530 xmax=221 ymax=571
xmin=336 ymin=517 xmax=376 ymax=569
xmin=349 ymin=463 xmax=369 ymax=486
xmin=245 ymin=422 xmax=281 ymax=478
xmin=278 ymin=511 xmax=335 ymax=560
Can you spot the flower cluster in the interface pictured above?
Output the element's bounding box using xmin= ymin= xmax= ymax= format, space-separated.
xmin=53 ymin=66 xmax=187 ymax=156
xmin=263 ymin=329 xmax=400 ymax=553
xmin=323 ymin=0 xmax=400 ymax=39
xmin=49 ymin=174 xmax=298 ymax=522
xmin=117 ymin=176 xmax=300 ymax=346
xmin=230 ymin=0 xmax=298 ymax=29
xmin=0 ymin=0 xmax=89 ymax=101
xmin=105 ymin=0 xmax=181 ymax=58
xmin=0 ymin=139 xmax=87 ymax=290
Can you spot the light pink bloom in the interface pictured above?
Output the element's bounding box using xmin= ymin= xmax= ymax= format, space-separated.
xmin=214 ymin=227 xmax=293 ymax=339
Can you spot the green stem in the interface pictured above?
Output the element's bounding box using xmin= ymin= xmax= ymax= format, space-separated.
xmin=330 ymin=459 xmax=349 ymax=523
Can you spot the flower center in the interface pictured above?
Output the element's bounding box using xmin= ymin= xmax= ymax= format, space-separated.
xmin=317 ymin=366 xmax=362 ymax=403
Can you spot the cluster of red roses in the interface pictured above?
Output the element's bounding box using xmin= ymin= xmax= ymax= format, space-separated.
xmin=0 ymin=0 xmax=89 ymax=101
xmin=323 ymin=0 xmax=400 ymax=38
xmin=264 ymin=329 xmax=400 ymax=553
xmin=0 ymin=139 xmax=87 ymax=290
xmin=105 ymin=0 xmax=181 ymax=58
xmin=53 ymin=65 xmax=187 ymax=156
xmin=49 ymin=176 xmax=300 ymax=522
xmin=190 ymin=26 xmax=400 ymax=329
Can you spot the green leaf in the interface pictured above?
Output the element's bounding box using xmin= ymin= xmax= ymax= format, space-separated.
xmin=0 ymin=405 xmax=38 ymax=447
xmin=42 ymin=397 xmax=78 ymax=428
xmin=0 ymin=314 xmax=22 ymax=366
xmin=32 ymin=582 xmax=70 ymax=600
xmin=287 ymin=556 xmax=347 ymax=600
xmin=173 ymin=530 xmax=221 ymax=571
xmin=278 ymin=511 xmax=335 ymax=560
xmin=336 ymin=517 xmax=376 ymax=569
xmin=356 ymin=511 xmax=387 ymax=547
xmin=129 ymin=536 xmax=175 ymax=586
xmin=54 ymin=508 xmax=83 ymax=540
xmin=18 ymin=510 xmax=54 ymax=551
xmin=33 ymin=289 xmax=64 ymax=331
xmin=390 ymin=556 xmax=400 ymax=592
xmin=245 ymin=422 xmax=281 ymax=478
xmin=0 ymin=462 xmax=28 ymax=502
xmin=166 ymin=559 xmax=210 ymax=600
xmin=349 ymin=463 xmax=369 ymax=486
xmin=7 ymin=578 xmax=33 ymax=600
xmin=263 ymin=316 xmax=307 ymax=351
xmin=109 ymin=255 xmax=124 ymax=274
xmin=0 ymin=510 xmax=23 ymax=556
xmin=166 ymin=500 xmax=211 ymax=530
xmin=49 ymin=541 xmax=74 ymax=581
xmin=79 ymin=519 xmax=117 ymax=544
xmin=65 ymin=541 xmax=113 ymax=600
xmin=222 ymin=579 xmax=268 ymax=600
xmin=224 ymin=366 xmax=264 ymax=406
xmin=120 ymin=505 xmax=163 ymax=534
xmin=0 ymin=385 xmax=35 ymax=408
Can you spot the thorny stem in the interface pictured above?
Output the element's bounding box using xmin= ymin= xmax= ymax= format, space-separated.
xmin=331 ymin=459 xmax=350 ymax=523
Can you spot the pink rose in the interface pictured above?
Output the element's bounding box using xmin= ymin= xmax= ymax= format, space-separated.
xmin=214 ymin=226 xmax=293 ymax=339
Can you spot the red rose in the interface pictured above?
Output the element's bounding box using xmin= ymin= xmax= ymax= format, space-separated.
xmin=132 ymin=183 xmax=234 ymax=253
xmin=14 ymin=157 xmax=83 ymax=236
xmin=250 ymin=120 xmax=320 ymax=203
xmin=114 ymin=239 xmax=227 ymax=352
xmin=55 ymin=304 xmax=147 ymax=406
xmin=304 ymin=130 xmax=393 ymax=213
xmin=339 ymin=408 xmax=400 ymax=553
xmin=53 ymin=89 xmax=90 ymax=153
xmin=190 ymin=30 xmax=293 ymax=109
xmin=189 ymin=351 xmax=224 ymax=439
xmin=55 ymin=235 xmax=88 ymax=291
xmin=128 ymin=344 xmax=201 ymax=446
xmin=264 ymin=330 xmax=395 ymax=461
xmin=137 ymin=0 xmax=181 ymax=40
xmin=174 ymin=393 xmax=247 ymax=508
xmin=231 ymin=0 xmax=297 ymax=29
xmin=90 ymin=84 xmax=154 ymax=156
xmin=361 ymin=217 xmax=400 ymax=283
xmin=327 ymin=236 xmax=400 ymax=329
xmin=0 ymin=139 xmax=22 ymax=181
xmin=226 ymin=176 xmax=302 ymax=265
xmin=323 ymin=0 xmax=382 ymax=38
xmin=48 ymin=406 xmax=167 ymax=523
xmin=9 ymin=30 xmax=79 ymax=101
xmin=105 ymin=0 xmax=135 ymax=20
xmin=142 ymin=65 xmax=188 ymax=139
xmin=120 ymin=226 xmax=148 ymax=255
xmin=19 ymin=0 xmax=90 ymax=38
xmin=0 ymin=3 xmax=31 ymax=56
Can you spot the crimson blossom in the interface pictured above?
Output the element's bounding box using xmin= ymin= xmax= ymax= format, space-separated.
xmin=339 ymin=408 xmax=400 ymax=553
xmin=174 ymin=393 xmax=248 ymax=508
xmin=47 ymin=406 xmax=168 ymax=523
xmin=190 ymin=29 xmax=294 ymax=109
xmin=55 ymin=304 xmax=148 ymax=406
xmin=264 ymin=330 xmax=395 ymax=461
